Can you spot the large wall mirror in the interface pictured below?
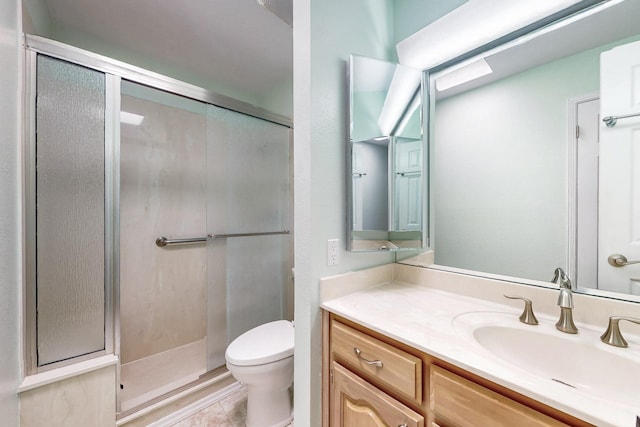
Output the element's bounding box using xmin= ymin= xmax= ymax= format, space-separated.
xmin=347 ymin=55 xmax=427 ymax=252
xmin=402 ymin=0 xmax=640 ymax=301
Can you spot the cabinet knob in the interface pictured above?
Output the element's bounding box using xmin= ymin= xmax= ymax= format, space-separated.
xmin=353 ymin=347 xmax=383 ymax=368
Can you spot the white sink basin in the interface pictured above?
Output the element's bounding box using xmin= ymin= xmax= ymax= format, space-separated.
xmin=453 ymin=311 xmax=640 ymax=407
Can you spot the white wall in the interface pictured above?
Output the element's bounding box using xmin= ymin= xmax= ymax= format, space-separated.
xmin=293 ymin=0 xmax=397 ymax=424
xmin=22 ymin=0 xmax=50 ymax=35
xmin=0 ymin=0 xmax=22 ymax=425
xmin=21 ymin=0 xmax=293 ymax=118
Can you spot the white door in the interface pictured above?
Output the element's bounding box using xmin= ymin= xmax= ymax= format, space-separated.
xmin=395 ymin=138 xmax=422 ymax=231
xmin=599 ymin=39 xmax=640 ymax=295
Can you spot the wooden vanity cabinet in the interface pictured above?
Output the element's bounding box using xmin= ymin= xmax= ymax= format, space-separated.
xmin=332 ymin=362 xmax=424 ymax=427
xmin=323 ymin=312 xmax=593 ymax=427
xmin=430 ymin=365 xmax=568 ymax=427
xmin=331 ymin=319 xmax=423 ymax=403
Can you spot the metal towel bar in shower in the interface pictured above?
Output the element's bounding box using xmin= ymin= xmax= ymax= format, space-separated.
xmin=602 ymin=112 xmax=640 ymax=127
xmin=155 ymin=236 xmax=207 ymax=247
xmin=209 ymin=230 xmax=290 ymax=239
xmin=156 ymin=230 xmax=290 ymax=247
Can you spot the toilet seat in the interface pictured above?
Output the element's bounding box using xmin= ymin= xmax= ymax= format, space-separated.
xmin=226 ymin=320 xmax=294 ymax=366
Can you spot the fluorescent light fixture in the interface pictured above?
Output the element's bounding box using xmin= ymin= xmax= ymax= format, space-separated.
xmin=394 ymin=92 xmax=421 ymax=136
xmin=396 ymin=0 xmax=584 ymax=70
xmin=377 ymin=65 xmax=422 ymax=136
xmin=435 ymin=58 xmax=493 ymax=91
xmin=120 ymin=111 xmax=144 ymax=126
xmin=504 ymin=0 xmax=626 ymax=48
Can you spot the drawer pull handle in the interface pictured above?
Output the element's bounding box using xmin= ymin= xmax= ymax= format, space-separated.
xmin=353 ymin=347 xmax=383 ymax=368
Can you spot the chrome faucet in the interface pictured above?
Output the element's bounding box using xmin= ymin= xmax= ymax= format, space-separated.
xmin=551 ymin=267 xmax=578 ymax=334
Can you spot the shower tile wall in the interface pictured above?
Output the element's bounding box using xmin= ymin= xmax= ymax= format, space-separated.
xmin=120 ymin=92 xmax=207 ymax=405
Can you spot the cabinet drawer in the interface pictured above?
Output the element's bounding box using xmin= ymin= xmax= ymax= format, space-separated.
xmin=332 ymin=362 xmax=424 ymax=427
xmin=430 ymin=365 xmax=569 ymax=427
xmin=331 ymin=320 xmax=422 ymax=402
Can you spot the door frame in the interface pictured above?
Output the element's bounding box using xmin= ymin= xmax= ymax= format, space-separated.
xmin=567 ymin=92 xmax=599 ymax=285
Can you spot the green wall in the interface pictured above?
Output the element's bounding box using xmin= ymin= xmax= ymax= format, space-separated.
xmin=293 ymin=0 xmax=398 ymax=424
xmin=393 ymin=0 xmax=468 ymax=44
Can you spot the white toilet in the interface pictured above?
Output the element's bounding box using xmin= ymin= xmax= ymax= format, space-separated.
xmin=225 ymin=320 xmax=294 ymax=427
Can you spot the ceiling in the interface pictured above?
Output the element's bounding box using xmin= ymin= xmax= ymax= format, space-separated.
xmin=38 ymin=0 xmax=293 ymax=110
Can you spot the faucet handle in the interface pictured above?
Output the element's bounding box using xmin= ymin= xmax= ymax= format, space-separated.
xmin=504 ymin=295 xmax=539 ymax=325
xmin=600 ymin=316 xmax=640 ymax=347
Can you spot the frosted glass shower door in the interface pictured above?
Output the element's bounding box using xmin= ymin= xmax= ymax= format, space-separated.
xmin=119 ymin=81 xmax=209 ymax=410
xmin=206 ymin=105 xmax=291 ymax=370
xmin=33 ymin=55 xmax=106 ymax=367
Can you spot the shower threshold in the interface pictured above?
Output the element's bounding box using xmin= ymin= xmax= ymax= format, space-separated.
xmin=116 ymin=366 xmax=232 ymax=425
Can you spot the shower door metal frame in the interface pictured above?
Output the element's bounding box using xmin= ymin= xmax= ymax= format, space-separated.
xmin=24 ymin=35 xmax=292 ymax=128
xmin=23 ymin=33 xmax=293 ymax=411
xmin=23 ymin=47 xmax=38 ymax=374
xmin=23 ymin=49 xmax=119 ymax=374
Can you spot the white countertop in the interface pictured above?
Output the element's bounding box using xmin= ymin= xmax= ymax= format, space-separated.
xmin=321 ymin=280 xmax=640 ymax=427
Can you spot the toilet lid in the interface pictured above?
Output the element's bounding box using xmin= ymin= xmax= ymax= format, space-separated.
xmin=226 ymin=320 xmax=294 ymax=366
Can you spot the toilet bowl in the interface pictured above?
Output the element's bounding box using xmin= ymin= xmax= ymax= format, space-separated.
xmin=225 ymin=320 xmax=294 ymax=427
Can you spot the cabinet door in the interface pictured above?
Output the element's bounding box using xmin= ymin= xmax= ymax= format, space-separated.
xmin=332 ymin=363 xmax=424 ymax=427
xmin=430 ymin=365 xmax=570 ymax=427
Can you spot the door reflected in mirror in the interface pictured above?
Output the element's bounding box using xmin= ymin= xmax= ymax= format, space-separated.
xmin=348 ymin=55 xmax=427 ymax=252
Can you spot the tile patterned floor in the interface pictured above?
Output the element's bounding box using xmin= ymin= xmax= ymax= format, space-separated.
xmin=172 ymin=386 xmax=293 ymax=427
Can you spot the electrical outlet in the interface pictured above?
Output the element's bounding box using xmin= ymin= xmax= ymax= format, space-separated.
xmin=327 ymin=239 xmax=339 ymax=266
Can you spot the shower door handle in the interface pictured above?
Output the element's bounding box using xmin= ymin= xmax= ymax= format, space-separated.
xmin=156 ymin=236 xmax=207 ymax=247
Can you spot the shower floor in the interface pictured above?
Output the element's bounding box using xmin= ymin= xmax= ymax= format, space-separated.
xmin=120 ymin=338 xmax=207 ymax=412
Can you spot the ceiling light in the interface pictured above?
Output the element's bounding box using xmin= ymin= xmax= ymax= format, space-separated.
xmin=120 ymin=111 xmax=144 ymax=126
xmin=435 ymin=58 xmax=493 ymax=91
xmin=396 ymin=0 xmax=584 ymax=70
xmin=393 ymin=92 xmax=421 ymax=136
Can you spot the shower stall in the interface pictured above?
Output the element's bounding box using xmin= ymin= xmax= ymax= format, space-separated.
xmin=24 ymin=35 xmax=293 ymax=417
